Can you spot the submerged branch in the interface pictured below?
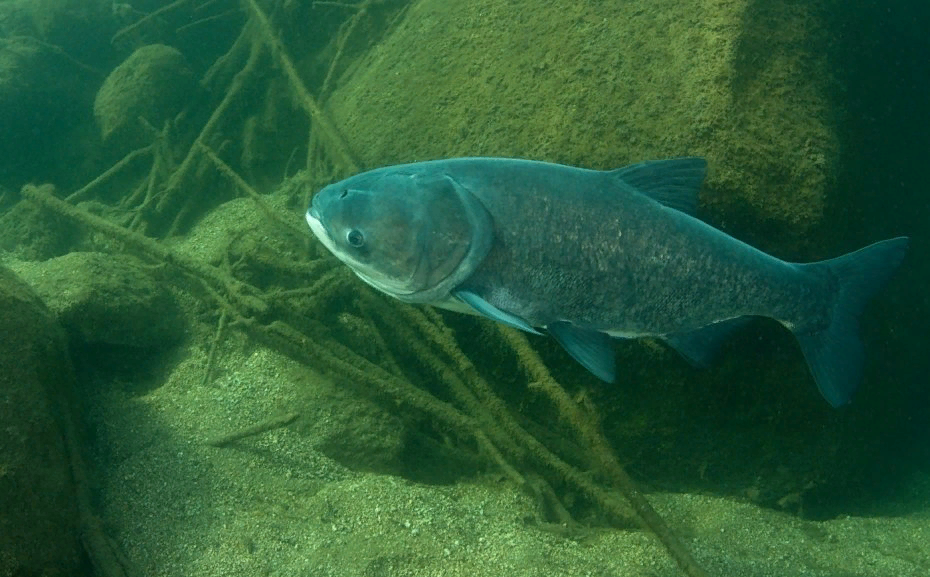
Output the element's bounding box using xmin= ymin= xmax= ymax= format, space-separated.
xmin=207 ymin=411 xmax=300 ymax=447
xmin=244 ymin=0 xmax=359 ymax=174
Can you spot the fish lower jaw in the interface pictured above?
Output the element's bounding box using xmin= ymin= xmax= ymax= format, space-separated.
xmin=305 ymin=213 xmax=338 ymax=254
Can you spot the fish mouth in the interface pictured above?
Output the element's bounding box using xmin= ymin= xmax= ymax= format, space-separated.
xmin=305 ymin=208 xmax=338 ymax=255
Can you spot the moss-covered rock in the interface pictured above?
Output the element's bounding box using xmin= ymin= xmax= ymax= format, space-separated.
xmin=10 ymin=251 xmax=185 ymax=349
xmin=94 ymin=43 xmax=197 ymax=147
xmin=327 ymin=0 xmax=835 ymax=247
xmin=0 ymin=266 xmax=82 ymax=576
xmin=0 ymin=34 xmax=97 ymax=188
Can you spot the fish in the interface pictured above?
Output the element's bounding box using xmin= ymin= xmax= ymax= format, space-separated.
xmin=305 ymin=157 xmax=909 ymax=407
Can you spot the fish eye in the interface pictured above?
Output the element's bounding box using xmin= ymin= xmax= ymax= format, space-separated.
xmin=346 ymin=229 xmax=365 ymax=248
xmin=339 ymin=189 xmax=349 ymax=199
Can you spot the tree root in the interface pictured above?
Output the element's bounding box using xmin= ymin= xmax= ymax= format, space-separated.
xmin=244 ymin=0 xmax=359 ymax=174
xmin=154 ymin=34 xmax=265 ymax=227
xmin=22 ymin=184 xmax=268 ymax=319
xmin=199 ymin=142 xmax=309 ymax=242
xmin=95 ymin=0 xmax=362 ymax=241
xmin=499 ymin=328 xmax=711 ymax=577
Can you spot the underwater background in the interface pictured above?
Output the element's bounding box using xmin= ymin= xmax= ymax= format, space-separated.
xmin=0 ymin=0 xmax=927 ymax=575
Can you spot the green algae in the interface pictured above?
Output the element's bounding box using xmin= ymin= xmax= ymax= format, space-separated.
xmin=327 ymin=0 xmax=837 ymax=248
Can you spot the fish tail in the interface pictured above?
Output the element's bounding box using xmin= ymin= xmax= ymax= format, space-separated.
xmin=793 ymin=236 xmax=909 ymax=407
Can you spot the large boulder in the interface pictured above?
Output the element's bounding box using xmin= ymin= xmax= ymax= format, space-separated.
xmin=0 ymin=35 xmax=95 ymax=186
xmin=9 ymin=251 xmax=185 ymax=349
xmin=0 ymin=265 xmax=82 ymax=576
xmin=326 ymin=0 xmax=836 ymax=247
xmin=0 ymin=0 xmax=117 ymax=189
xmin=11 ymin=0 xmax=115 ymax=63
xmin=94 ymin=44 xmax=197 ymax=147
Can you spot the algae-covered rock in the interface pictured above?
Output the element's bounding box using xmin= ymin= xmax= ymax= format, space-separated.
xmin=10 ymin=251 xmax=185 ymax=349
xmin=94 ymin=44 xmax=197 ymax=146
xmin=21 ymin=0 xmax=114 ymax=62
xmin=0 ymin=35 xmax=94 ymax=185
xmin=0 ymin=0 xmax=114 ymax=66
xmin=327 ymin=0 xmax=836 ymax=245
xmin=0 ymin=265 xmax=82 ymax=576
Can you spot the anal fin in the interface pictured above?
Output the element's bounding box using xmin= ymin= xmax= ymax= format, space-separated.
xmin=661 ymin=317 xmax=751 ymax=368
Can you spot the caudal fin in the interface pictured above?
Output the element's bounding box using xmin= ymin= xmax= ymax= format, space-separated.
xmin=794 ymin=237 xmax=909 ymax=407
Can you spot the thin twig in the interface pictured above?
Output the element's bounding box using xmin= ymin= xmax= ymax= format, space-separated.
xmin=199 ymin=142 xmax=310 ymax=241
xmin=65 ymin=145 xmax=153 ymax=203
xmin=112 ymin=0 xmax=196 ymax=45
xmin=177 ymin=8 xmax=243 ymax=34
xmin=318 ymin=5 xmax=364 ymax=99
xmin=207 ymin=411 xmax=300 ymax=447
xmin=201 ymin=311 xmax=228 ymax=387
xmin=10 ymin=36 xmax=105 ymax=78
xmin=313 ymin=1 xmax=360 ymax=9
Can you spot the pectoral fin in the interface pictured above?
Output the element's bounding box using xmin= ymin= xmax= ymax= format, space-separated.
xmin=547 ymin=322 xmax=616 ymax=383
xmin=455 ymin=290 xmax=542 ymax=335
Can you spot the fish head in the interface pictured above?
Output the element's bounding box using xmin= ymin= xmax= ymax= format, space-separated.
xmin=306 ymin=167 xmax=494 ymax=303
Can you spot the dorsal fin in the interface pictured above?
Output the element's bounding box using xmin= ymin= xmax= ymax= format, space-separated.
xmin=609 ymin=157 xmax=707 ymax=215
